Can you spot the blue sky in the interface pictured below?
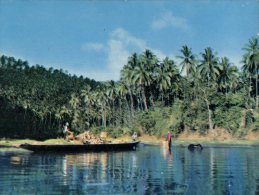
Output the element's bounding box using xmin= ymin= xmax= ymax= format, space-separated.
xmin=0 ymin=0 xmax=258 ymax=81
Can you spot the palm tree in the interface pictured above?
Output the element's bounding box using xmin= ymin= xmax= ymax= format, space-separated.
xmin=80 ymin=85 xmax=93 ymax=128
xmin=242 ymin=53 xmax=254 ymax=98
xmin=127 ymin=52 xmax=139 ymax=69
xmin=132 ymin=61 xmax=153 ymax=111
xmin=106 ymin=80 xmax=118 ymax=126
xmin=199 ymin=47 xmax=221 ymax=86
xmin=218 ymin=57 xmax=238 ymax=94
xmin=141 ymin=49 xmax=158 ymax=106
xmin=116 ymin=81 xmax=130 ymax=125
xmin=177 ymin=45 xmax=196 ymax=78
xmin=242 ymin=37 xmax=259 ymax=108
xmin=69 ymin=93 xmax=80 ymax=129
xmin=141 ymin=49 xmax=158 ymax=71
xmin=121 ymin=53 xmax=140 ymax=116
xmin=96 ymin=87 xmax=109 ymax=128
xmin=155 ymin=57 xmax=175 ymax=102
xmin=81 ymin=85 xmax=91 ymax=102
xmin=0 ymin=55 xmax=8 ymax=67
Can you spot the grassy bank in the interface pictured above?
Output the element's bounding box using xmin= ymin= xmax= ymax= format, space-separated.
xmin=1 ymin=134 xmax=259 ymax=148
xmin=0 ymin=138 xmax=72 ymax=147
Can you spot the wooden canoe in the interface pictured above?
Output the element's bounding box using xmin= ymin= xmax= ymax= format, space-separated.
xmin=19 ymin=141 xmax=140 ymax=152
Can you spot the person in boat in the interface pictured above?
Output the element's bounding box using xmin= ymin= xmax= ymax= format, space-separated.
xmin=166 ymin=131 xmax=172 ymax=149
xmin=132 ymin=132 xmax=138 ymax=141
xmin=63 ymin=122 xmax=73 ymax=140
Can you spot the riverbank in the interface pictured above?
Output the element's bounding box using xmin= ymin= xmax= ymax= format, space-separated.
xmin=1 ymin=134 xmax=259 ymax=148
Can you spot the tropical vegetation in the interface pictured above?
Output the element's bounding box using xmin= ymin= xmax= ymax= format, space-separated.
xmin=0 ymin=37 xmax=259 ymax=139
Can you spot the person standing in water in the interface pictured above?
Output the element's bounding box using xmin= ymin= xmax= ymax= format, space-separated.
xmin=166 ymin=131 xmax=172 ymax=149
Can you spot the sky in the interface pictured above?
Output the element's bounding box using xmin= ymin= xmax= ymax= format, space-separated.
xmin=0 ymin=0 xmax=258 ymax=81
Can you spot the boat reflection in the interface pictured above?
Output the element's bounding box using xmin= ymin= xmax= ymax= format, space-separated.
xmin=2 ymin=146 xmax=259 ymax=194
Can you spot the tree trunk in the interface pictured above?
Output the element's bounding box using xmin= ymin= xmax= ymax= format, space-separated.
xmin=119 ymin=99 xmax=122 ymax=126
xmin=112 ymin=100 xmax=115 ymax=126
xmin=249 ymin=75 xmax=252 ymax=98
xmin=201 ymin=88 xmax=213 ymax=131
xmin=161 ymin=90 xmax=164 ymax=103
xmin=205 ymin=98 xmax=213 ymax=130
xmin=150 ymin=94 xmax=155 ymax=107
xmin=207 ymin=72 xmax=210 ymax=87
xmin=102 ymin=108 xmax=106 ymax=128
xmin=240 ymin=110 xmax=247 ymax=128
xmin=128 ymin=87 xmax=134 ymax=117
xmin=256 ymin=64 xmax=258 ymax=108
xmin=142 ymin=85 xmax=148 ymax=111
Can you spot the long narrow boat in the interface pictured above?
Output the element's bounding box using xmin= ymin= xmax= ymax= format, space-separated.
xmin=19 ymin=141 xmax=140 ymax=152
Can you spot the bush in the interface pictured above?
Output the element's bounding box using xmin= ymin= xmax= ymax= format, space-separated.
xmin=132 ymin=103 xmax=183 ymax=137
xmin=214 ymin=106 xmax=242 ymax=133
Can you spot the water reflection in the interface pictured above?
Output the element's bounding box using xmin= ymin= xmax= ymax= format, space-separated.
xmin=1 ymin=146 xmax=259 ymax=194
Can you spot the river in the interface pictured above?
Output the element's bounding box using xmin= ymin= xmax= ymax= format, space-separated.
xmin=0 ymin=144 xmax=259 ymax=195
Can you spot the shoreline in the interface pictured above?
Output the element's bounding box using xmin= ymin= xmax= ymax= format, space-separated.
xmin=1 ymin=135 xmax=259 ymax=148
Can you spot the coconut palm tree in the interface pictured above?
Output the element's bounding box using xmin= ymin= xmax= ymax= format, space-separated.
xmin=69 ymin=93 xmax=80 ymax=129
xmin=132 ymin=61 xmax=153 ymax=111
xmin=242 ymin=37 xmax=259 ymax=107
xmin=155 ymin=57 xmax=175 ymax=102
xmin=95 ymin=87 xmax=109 ymax=128
xmin=218 ymin=57 xmax=238 ymax=94
xmin=141 ymin=49 xmax=158 ymax=72
xmin=81 ymin=85 xmax=92 ymax=104
xmin=140 ymin=49 xmax=158 ymax=106
xmin=121 ymin=53 xmax=140 ymax=116
xmin=116 ymin=81 xmax=130 ymax=125
xmin=106 ymin=80 xmax=118 ymax=126
xmin=242 ymin=53 xmax=254 ymax=98
xmin=177 ymin=45 xmax=197 ymax=78
xmin=199 ymin=47 xmax=221 ymax=86
xmin=80 ymin=85 xmax=93 ymax=128
xmin=117 ymin=81 xmax=129 ymax=108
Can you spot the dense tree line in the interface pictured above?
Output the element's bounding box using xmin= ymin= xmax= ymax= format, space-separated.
xmin=0 ymin=37 xmax=259 ymax=139
xmin=0 ymin=56 xmax=100 ymax=138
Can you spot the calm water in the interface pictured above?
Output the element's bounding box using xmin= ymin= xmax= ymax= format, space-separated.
xmin=1 ymin=144 xmax=259 ymax=195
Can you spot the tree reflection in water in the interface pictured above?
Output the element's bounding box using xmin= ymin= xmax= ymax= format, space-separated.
xmin=1 ymin=146 xmax=259 ymax=194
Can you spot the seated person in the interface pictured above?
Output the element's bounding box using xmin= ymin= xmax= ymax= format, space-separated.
xmin=63 ymin=122 xmax=74 ymax=141
xmin=132 ymin=132 xmax=138 ymax=141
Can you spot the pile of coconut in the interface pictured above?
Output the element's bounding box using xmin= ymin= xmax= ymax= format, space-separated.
xmin=75 ymin=131 xmax=105 ymax=144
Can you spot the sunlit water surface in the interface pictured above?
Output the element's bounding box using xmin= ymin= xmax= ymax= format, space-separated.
xmin=1 ymin=144 xmax=259 ymax=195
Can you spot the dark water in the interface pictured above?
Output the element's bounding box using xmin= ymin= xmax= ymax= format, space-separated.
xmin=1 ymin=144 xmax=259 ymax=195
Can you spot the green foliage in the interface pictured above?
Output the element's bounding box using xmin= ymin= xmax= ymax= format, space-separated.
xmin=245 ymin=109 xmax=255 ymax=127
xmin=182 ymin=98 xmax=208 ymax=131
xmin=133 ymin=105 xmax=181 ymax=137
xmin=0 ymin=55 xmax=100 ymax=138
xmin=167 ymin=100 xmax=184 ymax=135
xmin=1 ymin=37 xmax=259 ymax=139
xmin=213 ymin=92 xmax=253 ymax=132
xmin=214 ymin=106 xmax=242 ymax=132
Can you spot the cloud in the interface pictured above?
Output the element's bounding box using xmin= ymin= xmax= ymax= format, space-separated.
xmin=110 ymin=28 xmax=146 ymax=49
xmin=107 ymin=28 xmax=146 ymax=73
xmin=106 ymin=28 xmax=171 ymax=78
xmin=81 ymin=42 xmax=105 ymax=52
xmin=107 ymin=39 xmax=130 ymax=72
xmin=151 ymin=49 xmax=167 ymax=62
xmin=152 ymin=11 xmax=190 ymax=31
xmin=79 ymin=28 xmax=170 ymax=81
